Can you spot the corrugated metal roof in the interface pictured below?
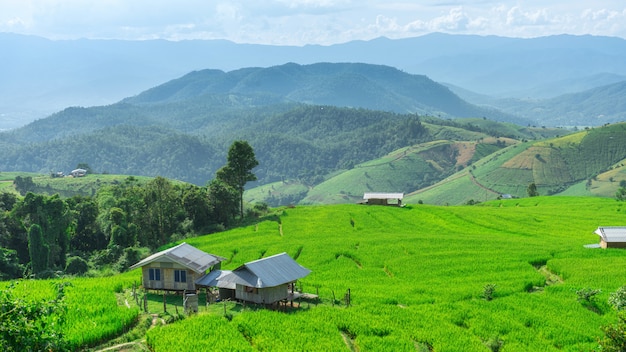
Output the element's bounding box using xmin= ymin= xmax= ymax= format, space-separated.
xmin=226 ymin=252 xmax=311 ymax=288
xmin=363 ymin=192 xmax=404 ymax=200
xmin=195 ymin=270 xmax=235 ymax=289
xmin=594 ymin=227 xmax=626 ymax=242
xmin=128 ymin=242 xmax=225 ymax=273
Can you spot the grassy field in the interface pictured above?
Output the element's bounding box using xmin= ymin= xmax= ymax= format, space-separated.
xmin=32 ymin=174 xmax=163 ymax=198
xmin=0 ymin=171 xmax=41 ymax=193
xmin=244 ymin=180 xmax=310 ymax=206
xmin=151 ymin=197 xmax=626 ymax=351
xmin=6 ymin=272 xmax=140 ymax=350
xmin=0 ymin=172 xmax=179 ymax=198
xmin=5 ymin=196 xmax=626 ymax=351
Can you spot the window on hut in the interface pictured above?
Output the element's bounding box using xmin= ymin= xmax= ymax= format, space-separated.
xmin=174 ymin=270 xmax=187 ymax=283
xmin=149 ymin=268 xmax=161 ymax=281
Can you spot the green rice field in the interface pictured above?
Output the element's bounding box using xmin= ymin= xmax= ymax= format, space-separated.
xmin=6 ymin=196 xmax=626 ymax=351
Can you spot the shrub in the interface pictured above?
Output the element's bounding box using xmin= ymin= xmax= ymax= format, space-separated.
xmin=483 ymin=284 xmax=497 ymax=301
xmin=65 ymin=256 xmax=89 ymax=275
xmin=115 ymin=247 xmax=142 ymax=272
xmin=609 ymin=285 xmax=626 ymax=311
xmin=0 ymin=281 xmax=70 ymax=351
xmin=599 ymin=312 xmax=626 ymax=351
xmin=484 ymin=336 xmax=504 ymax=352
xmin=576 ymin=287 xmax=601 ymax=303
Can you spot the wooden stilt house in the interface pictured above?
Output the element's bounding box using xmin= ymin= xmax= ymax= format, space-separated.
xmin=198 ymin=252 xmax=310 ymax=304
xmin=129 ymin=242 xmax=225 ymax=291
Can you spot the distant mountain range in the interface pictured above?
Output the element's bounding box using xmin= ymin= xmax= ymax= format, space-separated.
xmin=123 ymin=62 xmax=526 ymax=123
xmin=0 ymin=62 xmax=564 ymax=187
xmin=1 ymin=61 xmax=625 ymax=205
xmin=450 ymin=80 xmax=626 ymax=126
xmin=2 ymin=32 xmax=626 ymax=129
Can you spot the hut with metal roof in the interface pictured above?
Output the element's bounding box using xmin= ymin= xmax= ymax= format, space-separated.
xmin=594 ymin=227 xmax=626 ymax=249
xmin=200 ymin=252 xmax=310 ymax=304
xmin=195 ymin=269 xmax=236 ymax=301
xmin=129 ymin=242 xmax=225 ymax=291
xmin=362 ymin=192 xmax=404 ymax=206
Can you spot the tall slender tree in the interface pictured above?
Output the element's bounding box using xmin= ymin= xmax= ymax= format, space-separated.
xmin=216 ymin=140 xmax=259 ymax=219
xmin=142 ymin=177 xmax=181 ymax=247
xmin=28 ymin=224 xmax=48 ymax=277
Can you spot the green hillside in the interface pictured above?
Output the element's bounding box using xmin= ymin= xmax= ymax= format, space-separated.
xmin=0 ymin=171 xmax=197 ymax=201
xmin=7 ymin=197 xmax=626 ymax=351
xmin=408 ymin=123 xmax=626 ymax=205
xmin=301 ymin=141 xmax=470 ymax=205
xmin=243 ymin=116 xmax=542 ymax=206
xmin=246 ymin=136 xmax=514 ymax=206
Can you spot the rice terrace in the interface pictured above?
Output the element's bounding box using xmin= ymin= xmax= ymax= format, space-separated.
xmin=5 ymin=196 xmax=626 ymax=351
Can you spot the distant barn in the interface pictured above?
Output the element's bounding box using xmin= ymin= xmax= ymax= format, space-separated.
xmin=361 ymin=192 xmax=404 ymax=206
xmin=198 ymin=252 xmax=310 ymax=305
xmin=594 ymin=227 xmax=626 ymax=249
xmin=129 ymin=242 xmax=225 ymax=291
xmin=71 ymin=168 xmax=87 ymax=177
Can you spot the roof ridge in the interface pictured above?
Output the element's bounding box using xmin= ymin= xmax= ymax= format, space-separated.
xmin=244 ymin=251 xmax=288 ymax=265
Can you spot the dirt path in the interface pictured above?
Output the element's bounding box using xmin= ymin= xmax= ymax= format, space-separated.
xmin=95 ymin=341 xmax=150 ymax=352
xmin=341 ymin=331 xmax=359 ymax=352
xmin=467 ymin=171 xmax=501 ymax=196
xmin=92 ymin=313 xmax=165 ymax=352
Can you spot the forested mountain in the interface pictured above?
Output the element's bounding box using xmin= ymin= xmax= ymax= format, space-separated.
xmin=3 ymin=62 xmax=526 ymax=145
xmin=124 ymin=62 xmax=523 ymax=123
xmin=2 ymin=32 xmax=626 ymax=129
xmin=0 ymin=106 xmax=484 ymax=186
xmin=0 ymin=62 xmax=540 ymax=186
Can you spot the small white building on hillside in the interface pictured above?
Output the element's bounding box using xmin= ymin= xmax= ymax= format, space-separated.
xmin=71 ymin=168 xmax=87 ymax=177
xmin=361 ymin=192 xmax=404 ymax=206
xmin=594 ymin=227 xmax=626 ymax=249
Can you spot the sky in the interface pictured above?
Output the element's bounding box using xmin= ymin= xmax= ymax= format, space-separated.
xmin=1 ymin=0 xmax=626 ymax=45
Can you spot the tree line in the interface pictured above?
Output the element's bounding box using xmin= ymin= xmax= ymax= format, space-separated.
xmin=0 ymin=141 xmax=258 ymax=280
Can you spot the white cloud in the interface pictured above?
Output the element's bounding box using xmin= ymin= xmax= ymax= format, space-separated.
xmin=505 ymin=6 xmax=551 ymax=26
xmin=430 ymin=7 xmax=470 ymax=31
xmin=1 ymin=0 xmax=625 ymax=44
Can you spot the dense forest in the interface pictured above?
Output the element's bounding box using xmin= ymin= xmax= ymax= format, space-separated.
xmin=0 ymin=104 xmax=553 ymax=187
xmin=0 ymin=141 xmax=260 ymax=280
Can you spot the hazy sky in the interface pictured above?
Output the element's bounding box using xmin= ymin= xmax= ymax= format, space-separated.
xmin=1 ymin=1 xmax=625 ymax=45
